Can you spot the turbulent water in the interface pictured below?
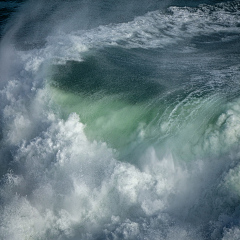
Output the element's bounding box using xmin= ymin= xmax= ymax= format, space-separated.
xmin=0 ymin=0 xmax=240 ymax=239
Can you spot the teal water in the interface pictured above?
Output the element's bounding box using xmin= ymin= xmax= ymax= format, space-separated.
xmin=1 ymin=1 xmax=240 ymax=239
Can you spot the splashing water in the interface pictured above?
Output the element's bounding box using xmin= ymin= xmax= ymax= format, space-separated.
xmin=1 ymin=0 xmax=240 ymax=239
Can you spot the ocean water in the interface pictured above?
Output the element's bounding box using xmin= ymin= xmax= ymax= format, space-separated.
xmin=0 ymin=0 xmax=240 ymax=239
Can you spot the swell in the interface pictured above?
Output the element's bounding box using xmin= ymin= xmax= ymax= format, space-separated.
xmin=0 ymin=1 xmax=240 ymax=240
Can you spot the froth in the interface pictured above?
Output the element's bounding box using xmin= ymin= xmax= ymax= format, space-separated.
xmin=44 ymin=1 xmax=240 ymax=63
xmin=1 ymin=0 xmax=240 ymax=239
xmin=0 ymin=111 xmax=194 ymax=239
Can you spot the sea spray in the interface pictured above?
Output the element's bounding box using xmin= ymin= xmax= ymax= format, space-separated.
xmin=0 ymin=1 xmax=240 ymax=239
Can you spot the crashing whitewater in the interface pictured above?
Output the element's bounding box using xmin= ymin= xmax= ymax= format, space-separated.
xmin=1 ymin=0 xmax=240 ymax=239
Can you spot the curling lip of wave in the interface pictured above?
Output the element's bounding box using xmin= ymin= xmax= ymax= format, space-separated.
xmin=0 ymin=1 xmax=240 ymax=240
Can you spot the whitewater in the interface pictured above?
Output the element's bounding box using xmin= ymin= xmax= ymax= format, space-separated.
xmin=0 ymin=0 xmax=240 ymax=239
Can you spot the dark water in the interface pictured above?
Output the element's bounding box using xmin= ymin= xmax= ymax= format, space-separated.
xmin=1 ymin=0 xmax=240 ymax=239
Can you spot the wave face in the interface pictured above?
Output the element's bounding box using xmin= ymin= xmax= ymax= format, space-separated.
xmin=1 ymin=0 xmax=240 ymax=239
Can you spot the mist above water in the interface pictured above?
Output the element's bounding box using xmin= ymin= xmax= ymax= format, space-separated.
xmin=0 ymin=0 xmax=240 ymax=239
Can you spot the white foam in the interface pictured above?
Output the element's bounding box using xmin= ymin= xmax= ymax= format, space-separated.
xmin=43 ymin=1 xmax=240 ymax=63
xmin=1 ymin=1 xmax=240 ymax=239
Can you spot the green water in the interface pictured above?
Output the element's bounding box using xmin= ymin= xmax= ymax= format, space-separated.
xmin=49 ymin=65 xmax=228 ymax=165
